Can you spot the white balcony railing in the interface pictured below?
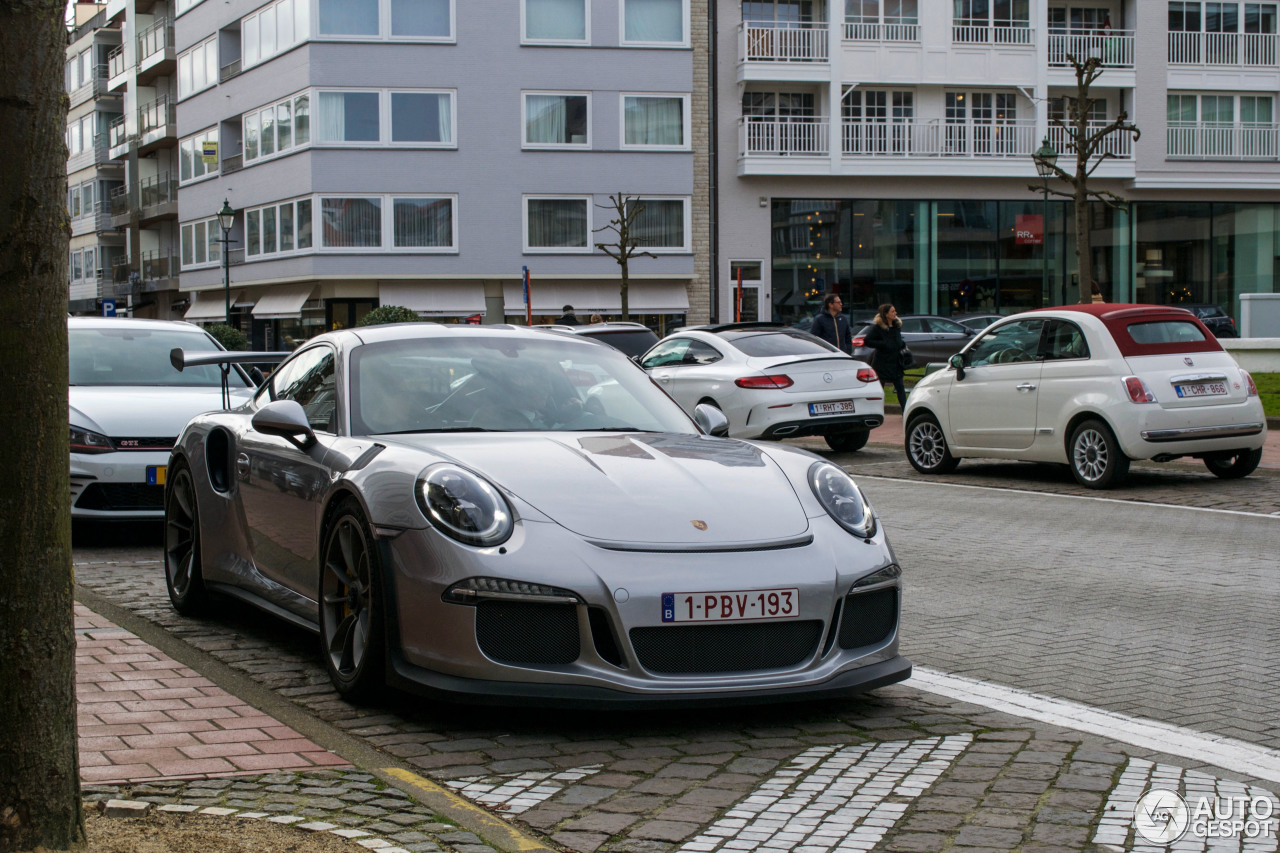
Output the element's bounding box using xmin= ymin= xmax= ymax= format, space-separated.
xmin=1168 ymin=31 xmax=1279 ymax=66
xmin=952 ymin=24 xmax=1034 ymax=45
xmin=843 ymin=21 xmax=920 ymax=41
xmin=740 ymin=117 xmax=830 ymax=156
xmin=740 ymin=21 xmax=829 ymax=63
xmin=1048 ymin=30 xmax=1134 ymax=67
xmin=1047 ymin=122 xmax=1134 ymax=159
xmin=842 ymin=119 xmax=1038 ymax=158
xmin=1167 ymin=122 xmax=1280 ymax=159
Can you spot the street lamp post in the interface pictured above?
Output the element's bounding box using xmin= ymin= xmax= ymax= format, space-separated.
xmin=215 ymin=199 xmax=236 ymax=324
xmin=1033 ymin=139 xmax=1058 ymax=306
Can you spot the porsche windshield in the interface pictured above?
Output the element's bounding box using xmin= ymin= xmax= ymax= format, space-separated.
xmin=69 ymin=327 xmax=251 ymax=388
xmin=351 ymin=335 xmax=698 ymax=434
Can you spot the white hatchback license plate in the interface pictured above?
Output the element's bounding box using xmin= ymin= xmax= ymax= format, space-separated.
xmin=1175 ymin=382 xmax=1227 ymax=398
xmin=662 ymin=588 xmax=799 ymax=623
xmin=809 ymin=400 xmax=855 ymax=416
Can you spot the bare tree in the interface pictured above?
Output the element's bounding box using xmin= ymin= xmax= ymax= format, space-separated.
xmin=0 ymin=1 xmax=84 ymax=852
xmin=593 ymin=193 xmax=655 ymax=321
xmin=1031 ymin=54 xmax=1140 ymax=304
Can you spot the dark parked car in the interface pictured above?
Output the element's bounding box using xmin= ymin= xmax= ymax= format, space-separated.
xmin=852 ymin=314 xmax=976 ymax=365
xmin=1178 ymin=304 xmax=1238 ymax=338
xmin=538 ymin=321 xmax=661 ymax=357
xmin=953 ymin=313 xmax=1005 ymax=333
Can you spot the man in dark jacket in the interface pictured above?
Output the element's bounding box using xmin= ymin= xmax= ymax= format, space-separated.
xmin=810 ymin=294 xmax=852 ymax=354
xmin=557 ymin=305 xmax=580 ymax=325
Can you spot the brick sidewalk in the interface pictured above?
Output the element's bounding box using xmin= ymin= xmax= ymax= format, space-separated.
xmin=76 ymin=603 xmax=349 ymax=784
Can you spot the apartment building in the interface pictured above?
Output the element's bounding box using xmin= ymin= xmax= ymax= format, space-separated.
xmin=714 ymin=0 xmax=1280 ymax=326
xmin=164 ymin=0 xmax=706 ymax=347
xmin=66 ymin=4 xmax=127 ymax=315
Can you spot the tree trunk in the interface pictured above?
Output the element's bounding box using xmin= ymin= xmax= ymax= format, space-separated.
xmin=0 ymin=2 xmax=85 ymax=851
xmin=620 ymin=257 xmax=630 ymax=321
xmin=1074 ymin=186 xmax=1092 ymax=304
xmin=1074 ymin=66 xmax=1094 ymax=305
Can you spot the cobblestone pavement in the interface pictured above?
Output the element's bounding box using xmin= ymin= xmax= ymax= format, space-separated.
xmin=73 ymin=495 xmax=1280 ymax=853
xmin=81 ymin=768 xmax=496 ymax=853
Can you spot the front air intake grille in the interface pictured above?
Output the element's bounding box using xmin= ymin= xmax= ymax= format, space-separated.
xmin=475 ymin=601 xmax=580 ymax=666
xmin=75 ymin=483 xmax=164 ymax=511
xmin=838 ymin=588 xmax=898 ymax=650
xmin=629 ymin=621 xmax=823 ymax=674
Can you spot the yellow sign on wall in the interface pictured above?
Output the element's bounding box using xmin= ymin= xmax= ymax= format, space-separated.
xmin=201 ymin=141 xmax=219 ymax=165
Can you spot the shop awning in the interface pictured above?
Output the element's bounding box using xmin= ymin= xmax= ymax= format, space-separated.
xmin=252 ymin=284 xmax=316 ymax=320
xmin=184 ymin=292 xmax=240 ymax=321
xmin=378 ymin=282 xmax=485 ymax=316
xmin=500 ymin=281 xmax=690 ymax=315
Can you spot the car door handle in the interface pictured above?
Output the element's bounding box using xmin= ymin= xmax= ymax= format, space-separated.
xmin=236 ymin=452 xmax=250 ymax=479
xmin=1016 ymin=383 xmax=1037 ymax=392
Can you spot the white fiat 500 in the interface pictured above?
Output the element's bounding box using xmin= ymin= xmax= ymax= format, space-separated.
xmin=902 ymin=304 xmax=1267 ymax=489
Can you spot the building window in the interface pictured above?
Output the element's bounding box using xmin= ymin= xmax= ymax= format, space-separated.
xmin=622 ymin=0 xmax=686 ymax=44
xmin=627 ymin=198 xmax=689 ymax=250
xmin=524 ymin=93 xmax=590 ymax=146
xmin=243 ymin=93 xmax=311 ymax=163
xmin=245 ymin=198 xmax=313 ymax=257
xmin=243 ymin=0 xmax=309 ymax=69
xmin=525 ymin=197 xmax=590 ymax=251
xmin=179 ymin=128 xmax=220 ymax=183
xmin=318 ymin=91 xmax=380 ymax=142
xmin=177 ymin=36 xmax=217 ymax=99
xmin=393 ymin=197 xmax=456 ymax=249
xmin=953 ymin=0 xmax=1031 ymax=42
xmin=392 ymin=0 xmax=452 ymax=37
xmin=319 ymin=0 xmax=378 ymax=35
xmin=390 ymin=92 xmax=453 ymax=143
xmin=1167 ymin=91 xmax=1276 ymax=157
xmin=622 ymin=94 xmax=688 ymax=147
xmin=313 ymin=0 xmax=452 ymax=39
xmin=322 ymin=197 xmax=383 ymax=248
xmin=180 ymin=216 xmax=224 ymax=268
xmin=523 ymin=0 xmax=587 ymax=42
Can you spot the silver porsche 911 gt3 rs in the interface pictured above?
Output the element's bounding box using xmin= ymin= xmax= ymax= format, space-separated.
xmin=165 ymin=323 xmax=910 ymax=706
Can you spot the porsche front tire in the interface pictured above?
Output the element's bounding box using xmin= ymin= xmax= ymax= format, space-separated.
xmin=319 ymin=499 xmax=387 ymax=701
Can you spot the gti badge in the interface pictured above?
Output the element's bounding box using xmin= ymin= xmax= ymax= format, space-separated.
xmin=823 ymin=372 xmax=833 ymax=383
xmin=1184 ymin=357 xmax=1194 ymax=366
xmin=691 ymin=520 xmax=708 ymax=531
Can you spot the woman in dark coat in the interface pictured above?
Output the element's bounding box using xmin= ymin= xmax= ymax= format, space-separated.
xmin=865 ymin=303 xmax=908 ymax=405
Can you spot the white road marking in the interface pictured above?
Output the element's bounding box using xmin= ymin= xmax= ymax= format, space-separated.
xmin=1093 ymin=758 xmax=1279 ymax=852
xmin=912 ymin=668 xmax=1280 ymax=785
xmin=673 ymin=735 xmax=972 ymax=853
xmin=443 ymin=765 xmax=601 ymax=814
xmin=853 ymin=475 xmax=1280 ymax=520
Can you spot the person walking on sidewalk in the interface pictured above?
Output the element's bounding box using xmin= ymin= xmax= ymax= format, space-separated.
xmin=866 ymin=303 xmax=909 ymax=405
xmin=811 ymin=294 xmax=853 ymax=355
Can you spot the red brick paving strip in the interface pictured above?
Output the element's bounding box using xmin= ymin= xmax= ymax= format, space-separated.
xmin=75 ymin=603 xmax=350 ymax=784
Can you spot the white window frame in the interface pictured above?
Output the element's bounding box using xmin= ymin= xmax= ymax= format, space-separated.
xmin=390 ymin=195 xmax=459 ymax=252
xmin=242 ymin=91 xmax=312 ymax=164
xmin=626 ymin=196 xmax=691 ymax=253
xmin=242 ymin=0 xmax=310 ymax=71
xmin=522 ymin=91 xmax=591 ymax=149
xmin=306 ymin=193 xmax=458 ymax=253
xmin=312 ymin=0 xmax=456 ymax=42
xmin=620 ymin=0 xmax=690 ymax=47
xmin=177 ymin=36 xmax=218 ymax=100
xmin=180 ymin=216 xmax=223 ymax=270
xmin=179 ymin=127 xmax=221 ymax=184
xmin=620 ymin=92 xmax=691 ymax=149
xmin=523 ymin=195 xmax=593 ymax=253
xmin=244 ymin=197 xmax=314 ymax=258
xmin=311 ymin=88 xmax=457 ymax=148
xmin=521 ymin=0 xmax=590 ymax=45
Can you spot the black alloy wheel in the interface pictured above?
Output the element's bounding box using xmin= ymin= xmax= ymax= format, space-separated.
xmin=319 ymin=499 xmax=386 ymax=700
xmin=825 ymin=430 xmax=871 ymax=453
xmin=164 ymin=462 xmax=208 ymax=615
xmin=906 ymin=413 xmax=960 ymax=474
xmin=1204 ymin=448 xmax=1263 ymax=479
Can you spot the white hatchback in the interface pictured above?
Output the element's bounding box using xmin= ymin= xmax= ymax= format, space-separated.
xmin=69 ymin=317 xmax=254 ymax=519
xmin=639 ymin=324 xmax=886 ymax=451
xmin=901 ymin=304 xmax=1267 ymax=488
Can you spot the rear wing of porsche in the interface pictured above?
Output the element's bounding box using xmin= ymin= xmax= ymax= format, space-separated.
xmin=170 ymin=348 xmax=290 ymax=410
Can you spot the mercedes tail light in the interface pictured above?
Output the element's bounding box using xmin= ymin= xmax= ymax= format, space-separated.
xmin=1123 ymin=376 xmax=1156 ymax=404
xmin=852 ymin=335 xmax=866 ymax=348
xmin=857 ymin=368 xmax=877 ymax=383
xmin=1242 ymin=369 xmax=1258 ymax=397
xmin=735 ymin=374 xmax=794 ymax=389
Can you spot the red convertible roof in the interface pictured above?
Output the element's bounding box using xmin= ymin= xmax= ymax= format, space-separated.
xmin=1029 ymin=303 xmax=1223 ymax=357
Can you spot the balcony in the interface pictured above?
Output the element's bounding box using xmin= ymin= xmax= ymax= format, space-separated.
xmin=109 ymin=183 xmax=131 ymax=227
xmin=1048 ymin=30 xmax=1134 ymax=68
xmin=108 ymin=114 xmax=129 ymax=159
xmin=136 ymin=18 xmax=175 ymax=83
xmin=1169 ymin=31 xmax=1278 ymax=67
xmin=221 ymin=153 xmax=244 ymax=174
xmin=1046 ymin=122 xmax=1134 ymax=160
xmin=740 ymin=116 xmax=830 ymax=156
xmin=107 ymin=43 xmax=127 ymax=91
xmin=220 ymin=59 xmax=242 ymax=82
xmin=842 ymin=118 xmax=1038 ymax=158
xmin=951 ymin=24 xmax=1034 ymax=45
xmin=140 ymin=250 xmax=180 ymax=288
xmin=1167 ymin=122 xmax=1280 ymax=160
xmin=138 ymin=172 xmax=178 ymax=222
xmin=843 ymin=21 xmax=919 ymax=41
xmin=137 ymin=95 xmax=176 ymax=153
xmin=739 ymin=21 xmax=830 ymax=82
xmin=67 ymin=135 xmax=114 ymax=173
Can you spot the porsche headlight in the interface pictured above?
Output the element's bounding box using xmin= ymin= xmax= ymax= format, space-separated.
xmin=415 ymin=464 xmax=513 ymax=547
xmin=809 ymin=461 xmax=876 ymax=539
xmin=70 ymin=425 xmax=114 ymax=454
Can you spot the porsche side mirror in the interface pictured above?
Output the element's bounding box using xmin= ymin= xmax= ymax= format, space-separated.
xmin=252 ymin=400 xmax=316 ymax=449
xmin=693 ymin=403 xmax=730 ymax=437
xmin=949 ymin=354 xmax=966 ymax=381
